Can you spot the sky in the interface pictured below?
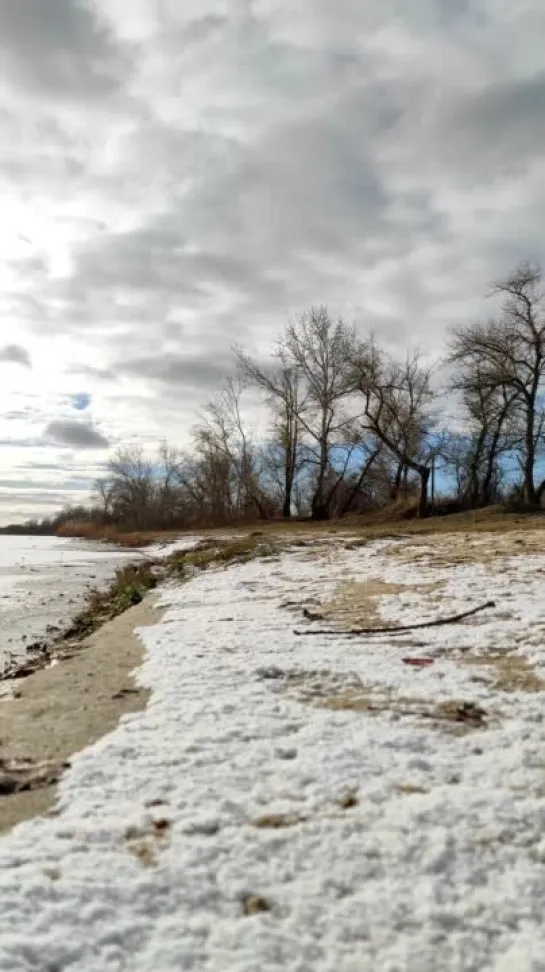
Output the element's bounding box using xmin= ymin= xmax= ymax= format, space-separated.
xmin=1 ymin=0 xmax=545 ymax=522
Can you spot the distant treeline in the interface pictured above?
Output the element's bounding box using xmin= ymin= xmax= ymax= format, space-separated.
xmin=4 ymin=261 xmax=545 ymax=536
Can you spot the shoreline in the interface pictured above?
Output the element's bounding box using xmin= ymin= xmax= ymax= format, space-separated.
xmin=0 ymin=536 xmax=147 ymax=680
xmin=0 ymin=592 xmax=163 ymax=834
xmin=0 ymin=534 xmax=280 ymax=834
xmin=0 ymin=556 xmax=158 ymax=683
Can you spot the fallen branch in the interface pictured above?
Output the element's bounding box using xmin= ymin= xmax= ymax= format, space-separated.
xmin=293 ymin=600 xmax=496 ymax=637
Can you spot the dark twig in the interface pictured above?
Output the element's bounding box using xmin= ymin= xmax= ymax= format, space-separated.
xmin=293 ymin=600 xmax=496 ymax=637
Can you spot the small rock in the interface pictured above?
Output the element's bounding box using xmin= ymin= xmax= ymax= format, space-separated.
xmin=256 ymin=666 xmax=284 ymax=680
xmin=275 ymin=746 xmax=297 ymax=761
xmin=338 ymin=791 xmax=359 ymax=810
xmin=152 ymin=818 xmax=171 ymax=834
xmin=242 ymin=894 xmax=272 ymax=916
xmin=43 ymin=867 xmax=61 ymax=881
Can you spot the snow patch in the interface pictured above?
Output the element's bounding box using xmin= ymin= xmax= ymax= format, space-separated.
xmin=1 ymin=536 xmax=545 ymax=970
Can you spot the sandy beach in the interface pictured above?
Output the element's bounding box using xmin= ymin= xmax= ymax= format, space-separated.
xmin=0 ymin=592 xmax=161 ymax=834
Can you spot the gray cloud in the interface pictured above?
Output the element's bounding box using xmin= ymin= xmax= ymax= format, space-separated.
xmin=0 ymin=0 xmax=132 ymax=99
xmin=43 ymin=420 xmax=110 ymax=450
xmin=2 ymin=2 xmax=545 ymax=518
xmin=118 ymin=352 xmax=233 ymax=392
xmin=383 ymin=72 xmax=545 ymax=189
xmin=0 ymin=344 xmax=32 ymax=368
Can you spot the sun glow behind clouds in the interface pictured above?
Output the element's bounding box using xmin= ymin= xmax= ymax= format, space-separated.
xmin=0 ymin=0 xmax=545 ymax=519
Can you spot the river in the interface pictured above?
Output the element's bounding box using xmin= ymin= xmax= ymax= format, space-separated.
xmin=0 ymin=535 xmax=142 ymax=674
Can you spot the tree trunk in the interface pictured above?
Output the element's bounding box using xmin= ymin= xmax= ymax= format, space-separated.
xmin=523 ymin=445 xmax=537 ymax=505
xmin=523 ymin=387 xmax=538 ymax=505
xmin=391 ymin=461 xmax=404 ymax=500
xmin=482 ymin=437 xmax=501 ymax=506
xmin=469 ymin=448 xmax=484 ymax=508
xmin=282 ymin=445 xmax=296 ymax=518
xmin=311 ymin=438 xmax=330 ymax=520
xmin=310 ymin=501 xmax=330 ymax=521
xmin=418 ymin=467 xmax=430 ymax=519
xmin=337 ymin=449 xmax=380 ymax=517
xmin=536 ymin=478 xmax=545 ymax=506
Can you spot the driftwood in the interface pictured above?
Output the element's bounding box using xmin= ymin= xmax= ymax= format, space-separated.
xmin=294 ymin=600 xmax=496 ymax=637
xmin=0 ymin=758 xmax=70 ymax=796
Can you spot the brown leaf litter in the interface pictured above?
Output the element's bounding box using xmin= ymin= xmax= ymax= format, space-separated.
xmin=282 ymin=668 xmax=494 ymax=734
xmin=126 ymin=817 xmax=172 ymax=867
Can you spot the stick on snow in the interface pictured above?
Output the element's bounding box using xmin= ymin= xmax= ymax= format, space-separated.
xmin=293 ymin=600 xmax=496 ymax=637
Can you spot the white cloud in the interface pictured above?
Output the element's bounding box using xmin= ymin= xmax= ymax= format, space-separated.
xmin=0 ymin=0 xmax=544 ymax=520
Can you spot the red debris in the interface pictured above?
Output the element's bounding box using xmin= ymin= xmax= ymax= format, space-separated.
xmin=402 ymin=657 xmax=435 ymax=667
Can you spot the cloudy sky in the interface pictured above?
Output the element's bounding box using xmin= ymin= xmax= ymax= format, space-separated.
xmin=1 ymin=0 xmax=544 ymax=522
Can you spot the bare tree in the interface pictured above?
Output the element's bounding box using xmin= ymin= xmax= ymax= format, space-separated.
xmin=351 ymin=343 xmax=437 ymax=518
xmin=283 ymin=307 xmax=356 ymax=519
xmin=239 ymin=307 xmax=357 ymax=519
xmin=192 ymin=379 xmax=272 ymax=522
xmin=94 ymin=477 xmax=115 ymax=522
xmin=332 ymin=433 xmax=382 ymax=517
xmin=178 ymin=446 xmax=233 ymax=526
xmin=446 ymin=357 xmax=515 ymax=507
xmin=103 ymin=446 xmax=154 ymax=528
xmin=449 ymin=263 xmax=545 ymax=506
xmin=155 ymin=442 xmax=185 ymax=527
xmin=236 ymin=350 xmax=306 ymax=517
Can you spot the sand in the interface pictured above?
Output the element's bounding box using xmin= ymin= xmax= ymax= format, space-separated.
xmin=0 ymin=593 xmax=162 ymax=834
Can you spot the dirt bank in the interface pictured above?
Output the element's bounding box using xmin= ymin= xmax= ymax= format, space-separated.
xmin=0 ymin=593 xmax=162 ymax=834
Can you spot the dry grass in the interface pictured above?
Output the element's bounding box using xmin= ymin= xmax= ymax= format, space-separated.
xmin=204 ymin=505 xmax=545 ymax=541
xmin=61 ymin=562 xmax=158 ymax=641
xmin=318 ymin=578 xmax=445 ymax=631
xmin=322 ymin=579 xmax=408 ymax=630
xmin=164 ymin=535 xmax=280 ymax=577
xmin=384 ymin=528 xmax=545 ymax=569
xmin=461 ymin=652 xmax=545 ymax=693
xmin=55 ymin=522 xmax=187 ymax=548
xmin=396 ymin=782 xmax=428 ymax=795
xmin=284 ymin=668 xmax=366 ymax=704
xmin=282 ymin=668 xmax=493 ymax=734
xmin=253 ymin=813 xmax=302 ymax=829
xmin=325 ymin=691 xmax=491 ymax=734
xmin=55 ymin=505 xmax=545 ymax=549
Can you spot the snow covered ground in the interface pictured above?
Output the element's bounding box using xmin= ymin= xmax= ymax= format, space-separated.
xmin=1 ymin=533 xmax=545 ymax=971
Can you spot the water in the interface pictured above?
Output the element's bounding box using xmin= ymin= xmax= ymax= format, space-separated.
xmin=0 ymin=536 xmax=142 ymax=673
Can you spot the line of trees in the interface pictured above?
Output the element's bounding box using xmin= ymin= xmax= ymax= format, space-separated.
xmin=7 ymin=261 xmax=545 ymax=534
